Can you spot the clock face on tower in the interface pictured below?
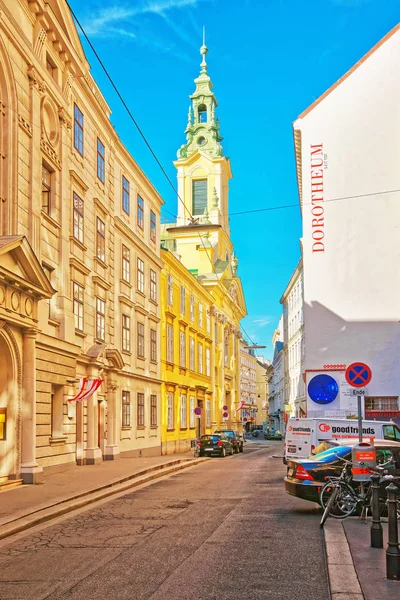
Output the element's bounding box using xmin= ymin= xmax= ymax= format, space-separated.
xmin=197 ymin=136 xmax=206 ymax=146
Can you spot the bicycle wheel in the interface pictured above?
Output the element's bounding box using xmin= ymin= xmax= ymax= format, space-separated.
xmin=376 ymin=497 xmax=400 ymax=522
xmin=320 ymin=482 xmax=358 ymax=519
xmin=320 ymin=484 xmax=339 ymax=527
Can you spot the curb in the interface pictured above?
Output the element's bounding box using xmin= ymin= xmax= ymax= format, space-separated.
xmin=324 ymin=519 xmax=364 ymax=599
xmin=0 ymin=457 xmax=208 ymax=542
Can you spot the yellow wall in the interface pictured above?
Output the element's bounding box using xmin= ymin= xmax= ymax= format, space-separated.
xmin=160 ymin=249 xmax=215 ymax=454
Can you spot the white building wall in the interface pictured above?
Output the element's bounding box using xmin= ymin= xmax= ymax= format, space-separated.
xmin=282 ymin=266 xmax=305 ymax=417
xmin=294 ymin=25 xmax=400 ymax=412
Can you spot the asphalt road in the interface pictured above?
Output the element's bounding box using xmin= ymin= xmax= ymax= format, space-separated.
xmin=0 ymin=440 xmax=330 ymax=600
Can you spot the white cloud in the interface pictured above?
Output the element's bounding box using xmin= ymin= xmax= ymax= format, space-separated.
xmin=251 ymin=317 xmax=272 ymax=328
xmin=83 ymin=0 xmax=199 ymax=36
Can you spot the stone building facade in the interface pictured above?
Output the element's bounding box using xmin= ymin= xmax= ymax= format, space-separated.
xmin=280 ymin=260 xmax=305 ymax=418
xmin=239 ymin=341 xmax=257 ymax=429
xmin=0 ymin=0 xmax=163 ymax=484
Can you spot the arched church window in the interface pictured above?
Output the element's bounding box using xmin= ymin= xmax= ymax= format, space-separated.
xmin=198 ymin=104 xmax=207 ymax=123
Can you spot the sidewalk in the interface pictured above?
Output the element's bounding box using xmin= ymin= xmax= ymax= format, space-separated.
xmin=0 ymin=452 xmax=205 ymax=540
xmin=343 ymin=518 xmax=400 ymax=600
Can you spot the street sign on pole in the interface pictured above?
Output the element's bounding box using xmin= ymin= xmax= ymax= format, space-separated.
xmin=345 ymin=363 xmax=372 ymax=388
xmin=345 ymin=362 xmax=372 ymax=442
xmin=222 ymin=411 xmax=229 ymax=421
xmin=351 ymin=388 xmax=368 ymax=396
xmin=194 ymin=407 xmax=202 ymax=419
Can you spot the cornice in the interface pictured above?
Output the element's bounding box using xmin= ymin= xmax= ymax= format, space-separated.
xmin=70 ymin=169 xmax=88 ymax=193
xmin=92 ymin=275 xmax=112 ymax=291
xmin=118 ymin=295 xmax=135 ymax=308
xmin=69 ymin=257 xmax=91 ymax=276
xmin=94 ymin=197 xmax=110 ymax=217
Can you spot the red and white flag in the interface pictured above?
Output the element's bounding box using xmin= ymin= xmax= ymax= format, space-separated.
xmin=68 ymin=378 xmax=103 ymax=402
xmin=235 ymin=400 xmax=245 ymax=413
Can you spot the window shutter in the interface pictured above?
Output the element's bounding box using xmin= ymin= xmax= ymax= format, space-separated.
xmin=192 ymin=180 xmax=207 ymax=215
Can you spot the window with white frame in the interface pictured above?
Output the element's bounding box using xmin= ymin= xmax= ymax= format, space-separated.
xmin=206 ymin=399 xmax=211 ymax=428
xmin=96 ymin=217 xmax=105 ymax=262
xmin=150 ymin=269 xmax=157 ymax=302
xmin=198 ymin=303 xmax=203 ymax=329
xmin=150 ymin=210 xmax=156 ymax=242
xmin=180 ymin=285 xmax=185 ymax=315
xmin=167 ymin=393 xmax=174 ymax=429
xmin=137 ymin=322 xmax=145 ymax=358
xmin=42 ymin=163 xmax=53 ymax=214
xmin=224 ymin=330 xmax=229 ymax=366
xmin=198 ymin=342 xmax=203 ymax=374
xmin=73 ymin=282 xmax=84 ymax=331
xmin=122 ymin=391 xmax=130 ymax=427
xmin=189 ymin=396 xmax=195 ymax=428
xmin=73 ymin=104 xmax=84 ymax=155
xmin=96 ymin=297 xmax=105 ymax=341
xmin=137 ymin=393 xmax=145 ymax=427
xmin=167 ymin=324 xmax=174 ymax=363
xmin=365 ymin=397 xmax=399 ymax=411
xmin=150 ymin=394 xmax=157 ymax=426
xmin=122 ymin=314 xmax=130 ymax=352
xmin=137 ymin=258 xmax=144 ymax=293
xmin=73 ymin=192 xmax=84 ymax=243
xmin=167 ymin=274 xmax=173 ymax=305
xmin=122 ymin=245 xmax=130 ymax=283
xmin=179 ymin=330 xmax=186 ymax=368
xmin=137 ymin=195 xmax=144 ymax=230
xmin=206 ymin=309 xmax=211 ymax=334
xmin=122 ymin=176 xmax=130 ymax=214
xmin=97 ymin=138 xmax=105 ymax=183
xmin=150 ymin=328 xmax=157 ymax=363
xmin=206 ymin=347 xmax=211 ymax=376
xmin=189 ymin=337 xmax=195 ymax=370
xmin=190 ymin=295 xmax=194 ymax=322
xmin=180 ymin=395 xmax=187 ymax=428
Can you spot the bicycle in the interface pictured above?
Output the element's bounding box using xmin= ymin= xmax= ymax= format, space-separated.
xmin=319 ymin=456 xmax=400 ymax=527
xmin=320 ymin=457 xmax=356 ymax=527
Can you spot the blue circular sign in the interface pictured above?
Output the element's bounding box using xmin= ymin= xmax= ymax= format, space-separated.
xmin=308 ymin=374 xmax=339 ymax=405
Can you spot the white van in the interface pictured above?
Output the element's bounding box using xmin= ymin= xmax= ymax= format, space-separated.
xmin=284 ymin=418 xmax=400 ymax=462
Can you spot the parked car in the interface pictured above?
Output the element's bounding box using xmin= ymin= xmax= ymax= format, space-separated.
xmin=251 ymin=426 xmax=263 ymax=437
xmin=284 ymin=439 xmax=400 ymax=504
xmin=214 ymin=429 xmax=243 ymax=453
xmin=264 ymin=429 xmax=282 ymax=441
xmin=199 ymin=434 xmax=234 ymax=457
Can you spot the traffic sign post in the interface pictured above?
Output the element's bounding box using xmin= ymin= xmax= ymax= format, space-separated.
xmin=345 ymin=363 xmax=372 ymax=443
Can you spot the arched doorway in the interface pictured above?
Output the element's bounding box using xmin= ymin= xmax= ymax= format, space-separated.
xmin=0 ymin=331 xmax=19 ymax=480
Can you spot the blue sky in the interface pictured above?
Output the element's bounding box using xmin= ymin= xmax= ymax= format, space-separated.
xmin=69 ymin=0 xmax=399 ymax=359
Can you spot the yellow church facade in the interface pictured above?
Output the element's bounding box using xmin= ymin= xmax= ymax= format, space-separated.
xmin=160 ymin=36 xmax=247 ymax=452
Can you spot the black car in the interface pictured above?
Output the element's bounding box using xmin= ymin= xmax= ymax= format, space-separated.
xmin=214 ymin=429 xmax=243 ymax=453
xmin=199 ymin=434 xmax=234 ymax=457
xmin=284 ymin=439 xmax=400 ymax=504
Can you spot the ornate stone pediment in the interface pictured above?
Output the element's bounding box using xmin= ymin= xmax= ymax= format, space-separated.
xmin=0 ymin=236 xmax=55 ymax=326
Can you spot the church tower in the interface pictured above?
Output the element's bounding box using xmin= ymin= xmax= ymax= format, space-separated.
xmin=166 ymin=33 xmax=240 ymax=280
xmin=175 ymin=32 xmax=231 ymax=236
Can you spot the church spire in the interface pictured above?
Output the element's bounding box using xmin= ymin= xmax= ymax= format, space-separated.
xmin=177 ymin=33 xmax=223 ymax=160
xmin=200 ymin=27 xmax=208 ymax=74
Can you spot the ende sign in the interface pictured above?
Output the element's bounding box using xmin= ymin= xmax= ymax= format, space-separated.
xmin=310 ymin=143 xmax=325 ymax=254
